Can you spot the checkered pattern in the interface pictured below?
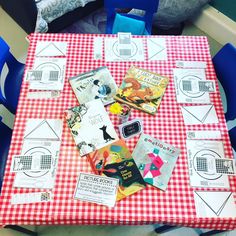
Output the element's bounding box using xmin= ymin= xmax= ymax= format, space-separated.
xmin=0 ymin=34 xmax=235 ymax=230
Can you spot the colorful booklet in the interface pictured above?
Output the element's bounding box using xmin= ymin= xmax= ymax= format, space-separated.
xmin=87 ymin=139 xmax=146 ymax=201
xmin=132 ymin=133 xmax=180 ymax=191
xmin=114 ymin=66 xmax=169 ymax=115
xmin=65 ymin=99 xmax=119 ymax=156
xmin=69 ymin=66 xmax=118 ymax=106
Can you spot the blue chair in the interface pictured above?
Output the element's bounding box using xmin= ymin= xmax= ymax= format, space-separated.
xmin=104 ymin=0 xmax=159 ymax=35
xmin=212 ymin=43 xmax=236 ymax=122
xmin=0 ymin=37 xmax=24 ymax=114
xmin=0 ymin=119 xmax=12 ymax=194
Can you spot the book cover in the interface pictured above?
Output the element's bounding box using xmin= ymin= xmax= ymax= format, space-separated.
xmin=87 ymin=139 xmax=146 ymax=201
xmin=65 ymin=99 xmax=119 ymax=156
xmin=69 ymin=66 xmax=118 ymax=105
xmin=132 ymin=133 xmax=180 ymax=191
xmin=114 ymin=66 xmax=169 ymax=115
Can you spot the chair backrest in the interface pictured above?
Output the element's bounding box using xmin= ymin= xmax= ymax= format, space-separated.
xmin=0 ymin=120 xmax=12 ymax=194
xmin=0 ymin=37 xmax=25 ymax=114
xmin=104 ymin=0 xmax=159 ymax=35
xmin=212 ymin=43 xmax=236 ymax=121
xmin=229 ymin=126 xmax=236 ymax=154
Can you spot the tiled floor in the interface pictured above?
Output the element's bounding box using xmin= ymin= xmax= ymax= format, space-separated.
xmin=1 ymin=6 xmax=236 ymax=236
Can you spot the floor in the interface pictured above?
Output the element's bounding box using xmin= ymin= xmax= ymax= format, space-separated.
xmin=0 ymin=6 xmax=236 ymax=236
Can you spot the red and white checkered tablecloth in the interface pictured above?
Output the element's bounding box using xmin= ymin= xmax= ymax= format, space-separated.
xmin=0 ymin=33 xmax=235 ymax=230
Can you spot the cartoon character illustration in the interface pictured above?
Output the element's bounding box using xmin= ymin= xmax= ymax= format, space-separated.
xmin=99 ymin=125 xmax=115 ymax=142
xmin=122 ymin=77 xmax=153 ymax=103
xmin=92 ymin=79 xmax=111 ymax=99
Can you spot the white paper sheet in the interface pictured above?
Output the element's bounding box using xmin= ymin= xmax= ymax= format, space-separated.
xmin=194 ymin=191 xmax=236 ymax=218
xmin=181 ymin=105 xmax=219 ymax=125
xmin=173 ymin=68 xmax=211 ymax=104
xmin=186 ymin=139 xmax=229 ymax=188
xmin=147 ymin=38 xmax=167 ymax=61
xmin=14 ymin=119 xmax=63 ymax=189
xmin=104 ymin=38 xmax=145 ymax=62
xmin=26 ymin=57 xmax=67 ymax=91
xmin=93 ymin=37 xmax=103 ymax=60
xmin=35 ymin=41 xmax=67 ymax=57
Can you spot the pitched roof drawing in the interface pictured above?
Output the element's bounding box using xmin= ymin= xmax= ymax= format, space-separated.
xmin=24 ymin=120 xmax=61 ymax=141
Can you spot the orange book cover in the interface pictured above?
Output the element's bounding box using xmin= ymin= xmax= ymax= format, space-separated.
xmin=87 ymin=139 xmax=146 ymax=201
xmin=114 ymin=66 xmax=169 ymax=115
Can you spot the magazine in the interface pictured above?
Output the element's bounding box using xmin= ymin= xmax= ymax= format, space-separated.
xmin=132 ymin=133 xmax=180 ymax=191
xmin=65 ymin=99 xmax=119 ymax=156
xmin=87 ymin=139 xmax=146 ymax=201
xmin=69 ymin=66 xmax=118 ymax=105
xmin=114 ymin=66 xmax=169 ymax=115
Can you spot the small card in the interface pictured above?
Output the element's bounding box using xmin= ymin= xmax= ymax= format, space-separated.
xmin=196 ymin=157 xmax=236 ymax=176
xmin=11 ymin=155 xmax=53 ymax=172
xmin=74 ymin=173 xmax=119 ymax=207
xmin=118 ymin=118 xmax=143 ymax=140
xmin=11 ymin=191 xmax=52 ymax=205
xmin=147 ymin=38 xmax=167 ymax=61
xmin=176 ymin=61 xmax=207 ymax=69
xmin=93 ymin=37 xmax=103 ymax=60
xmin=186 ymin=130 xmax=222 ymax=140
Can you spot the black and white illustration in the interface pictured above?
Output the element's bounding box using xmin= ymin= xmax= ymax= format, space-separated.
xmin=194 ymin=191 xmax=236 ymax=218
xmin=66 ymin=99 xmax=118 ymax=156
xmin=14 ymin=119 xmax=63 ymax=189
xmin=104 ymin=37 xmax=144 ymax=62
xmin=35 ymin=41 xmax=67 ymax=57
xmin=181 ymin=104 xmax=219 ymax=125
xmin=69 ymin=66 xmax=118 ymax=106
xmin=173 ymin=68 xmax=211 ymax=103
xmin=186 ymin=139 xmax=229 ymax=188
xmin=27 ymin=57 xmax=67 ymax=91
xmin=147 ymin=38 xmax=167 ymax=61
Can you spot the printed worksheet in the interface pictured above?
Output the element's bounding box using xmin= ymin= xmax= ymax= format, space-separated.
xmin=194 ymin=191 xmax=236 ymax=218
xmin=104 ymin=37 xmax=145 ymax=62
xmin=26 ymin=57 xmax=67 ymax=91
xmin=186 ymin=139 xmax=229 ymax=188
xmin=181 ymin=104 xmax=219 ymax=125
xmin=173 ymin=68 xmax=211 ymax=103
xmin=35 ymin=41 xmax=67 ymax=57
xmin=14 ymin=119 xmax=63 ymax=189
xmin=147 ymin=38 xmax=167 ymax=61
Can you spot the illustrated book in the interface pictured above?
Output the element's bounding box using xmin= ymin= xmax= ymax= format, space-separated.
xmin=69 ymin=66 xmax=118 ymax=105
xmin=132 ymin=133 xmax=180 ymax=191
xmin=65 ymin=99 xmax=119 ymax=156
xmin=87 ymin=139 xmax=146 ymax=201
xmin=114 ymin=66 xmax=169 ymax=115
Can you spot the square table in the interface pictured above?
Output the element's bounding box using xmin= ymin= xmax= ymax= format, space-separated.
xmin=0 ymin=33 xmax=235 ymax=230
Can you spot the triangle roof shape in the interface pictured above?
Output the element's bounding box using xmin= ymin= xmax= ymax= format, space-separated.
xmin=182 ymin=105 xmax=213 ymax=123
xmin=24 ymin=120 xmax=60 ymax=141
xmin=36 ymin=42 xmax=66 ymax=57
xmin=147 ymin=38 xmax=165 ymax=60
xmin=194 ymin=191 xmax=232 ymax=216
